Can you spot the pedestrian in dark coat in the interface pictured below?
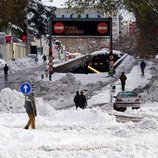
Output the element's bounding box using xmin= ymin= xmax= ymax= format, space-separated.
xmin=119 ymin=72 xmax=127 ymax=91
xmin=24 ymin=92 xmax=37 ymax=129
xmin=78 ymin=91 xmax=87 ymax=109
xmin=140 ymin=60 xmax=146 ymax=75
xmin=42 ymin=54 xmax=47 ymax=63
xmin=73 ymin=91 xmax=80 ymax=109
xmin=3 ymin=64 xmax=9 ymax=81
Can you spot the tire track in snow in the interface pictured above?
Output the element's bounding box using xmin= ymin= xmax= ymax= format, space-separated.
xmin=39 ymin=143 xmax=111 ymax=152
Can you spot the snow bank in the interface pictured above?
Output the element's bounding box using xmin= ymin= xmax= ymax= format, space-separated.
xmin=51 ymin=108 xmax=117 ymax=126
xmin=0 ymin=88 xmax=55 ymax=115
xmin=7 ymin=56 xmax=43 ymax=73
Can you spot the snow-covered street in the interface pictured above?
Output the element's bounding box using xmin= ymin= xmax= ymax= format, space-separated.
xmin=1 ymin=108 xmax=158 ymax=158
xmin=0 ymin=54 xmax=158 ymax=157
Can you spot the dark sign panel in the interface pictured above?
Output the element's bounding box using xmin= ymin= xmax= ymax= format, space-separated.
xmin=52 ymin=18 xmax=111 ymax=36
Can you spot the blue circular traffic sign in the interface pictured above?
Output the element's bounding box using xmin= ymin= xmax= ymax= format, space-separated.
xmin=19 ymin=82 xmax=32 ymax=94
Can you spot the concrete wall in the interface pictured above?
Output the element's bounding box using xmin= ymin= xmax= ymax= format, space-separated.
xmin=5 ymin=42 xmax=27 ymax=60
xmin=0 ymin=32 xmax=28 ymax=60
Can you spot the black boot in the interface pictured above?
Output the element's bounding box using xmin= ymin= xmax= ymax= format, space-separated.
xmin=25 ymin=125 xmax=28 ymax=129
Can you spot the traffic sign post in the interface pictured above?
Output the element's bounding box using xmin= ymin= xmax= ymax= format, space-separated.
xmin=48 ymin=57 xmax=54 ymax=81
xmin=48 ymin=16 xmax=53 ymax=57
xmin=19 ymin=82 xmax=32 ymax=95
xmin=19 ymin=82 xmax=32 ymax=108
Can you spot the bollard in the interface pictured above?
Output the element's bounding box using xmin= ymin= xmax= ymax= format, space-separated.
xmin=41 ymin=74 xmax=44 ymax=79
xmin=45 ymin=72 xmax=48 ymax=78
xmin=49 ymin=74 xmax=52 ymax=81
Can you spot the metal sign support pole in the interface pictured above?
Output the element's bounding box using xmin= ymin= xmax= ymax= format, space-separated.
xmin=110 ymin=83 xmax=113 ymax=103
xmin=109 ymin=17 xmax=113 ymax=54
xmin=48 ymin=16 xmax=52 ymax=57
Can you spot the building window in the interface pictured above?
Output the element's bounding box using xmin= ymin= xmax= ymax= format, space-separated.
xmin=78 ymin=14 xmax=81 ymax=18
xmin=70 ymin=14 xmax=73 ymax=18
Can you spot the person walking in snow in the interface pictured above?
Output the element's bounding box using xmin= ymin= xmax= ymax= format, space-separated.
xmin=78 ymin=91 xmax=87 ymax=109
xmin=73 ymin=91 xmax=80 ymax=109
xmin=3 ymin=64 xmax=9 ymax=81
xmin=24 ymin=92 xmax=37 ymax=129
xmin=119 ymin=72 xmax=127 ymax=91
xmin=140 ymin=60 xmax=146 ymax=76
xmin=42 ymin=54 xmax=47 ymax=64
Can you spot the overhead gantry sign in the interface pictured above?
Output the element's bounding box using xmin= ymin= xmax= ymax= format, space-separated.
xmin=51 ymin=18 xmax=112 ymax=37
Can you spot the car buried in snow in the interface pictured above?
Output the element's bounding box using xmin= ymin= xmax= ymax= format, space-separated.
xmin=113 ymin=91 xmax=141 ymax=111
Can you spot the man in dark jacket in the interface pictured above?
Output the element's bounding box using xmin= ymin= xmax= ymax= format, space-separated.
xmin=78 ymin=91 xmax=87 ymax=109
xmin=3 ymin=64 xmax=9 ymax=81
xmin=73 ymin=91 xmax=80 ymax=109
xmin=24 ymin=92 xmax=37 ymax=129
xmin=140 ymin=60 xmax=146 ymax=75
xmin=42 ymin=54 xmax=47 ymax=64
xmin=119 ymin=72 xmax=127 ymax=91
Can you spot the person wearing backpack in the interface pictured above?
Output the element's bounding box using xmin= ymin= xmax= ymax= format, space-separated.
xmin=24 ymin=92 xmax=37 ymax=129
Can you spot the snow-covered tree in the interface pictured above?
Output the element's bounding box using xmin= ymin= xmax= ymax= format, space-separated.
xmin=27 ymin=0 xmax=56 ymax=38
xmin=65 ymin=0 xmax=158 ymax=57
xmin=0 ymin=0 xmax=56 ymax=39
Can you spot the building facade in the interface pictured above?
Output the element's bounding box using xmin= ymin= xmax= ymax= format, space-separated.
xmin=53 ymin=8 xmax=123 ymax=54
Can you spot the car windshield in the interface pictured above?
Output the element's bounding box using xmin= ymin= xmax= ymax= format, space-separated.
xmin=118 ymin=91 xmax=137 ymax=98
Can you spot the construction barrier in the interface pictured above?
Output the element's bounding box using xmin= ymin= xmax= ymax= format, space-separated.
xmin=88 ymin=65 xmax=100 ymax=74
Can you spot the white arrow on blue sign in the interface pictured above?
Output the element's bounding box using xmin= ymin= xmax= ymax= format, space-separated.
xmin=19 ymin=82 xmax=32 ymax=94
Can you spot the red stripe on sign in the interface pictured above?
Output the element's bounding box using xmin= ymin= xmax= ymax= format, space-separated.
xmin=54 ymin=22 xmax=64 ymax=34
xmin=97 ymin=22 xmax=108 ymax=34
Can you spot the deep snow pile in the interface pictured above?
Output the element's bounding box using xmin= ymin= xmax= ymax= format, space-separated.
xmin=0 ymin=54 xmax=158 ymax=157
xmin=34 ymin=55 xmax=136 ymax=109
xmin=0 ymin=58 xmax=6 ymax=69
xmin=7 ymin=56 xmax=43 ymax=73
xmin=0 ymin=88 xmax=55 ymax=116
xmin=0 ymin=103 xmax=158 ymax=157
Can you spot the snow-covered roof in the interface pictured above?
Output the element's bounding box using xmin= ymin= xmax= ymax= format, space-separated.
xmin=91 ymin=49 xmax=124 ymax=57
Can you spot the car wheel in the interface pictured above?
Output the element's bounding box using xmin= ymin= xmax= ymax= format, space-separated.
xmin=120 ymin=107 xmax=126 ymax=112
xmin=113 ymin=104 xmax=117 ymax=110
xmin=132 ymin=107 xmax=140 ymax=110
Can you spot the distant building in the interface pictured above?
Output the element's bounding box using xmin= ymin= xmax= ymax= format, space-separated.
xmin=0 ymin=32 xmax=27 ymax=60
xmin=52 ymin=8 xmax=124 ymax=55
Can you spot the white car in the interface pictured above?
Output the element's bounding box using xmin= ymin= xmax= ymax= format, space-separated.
xmin=113 ymin=91 xmax=141 ymax=111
